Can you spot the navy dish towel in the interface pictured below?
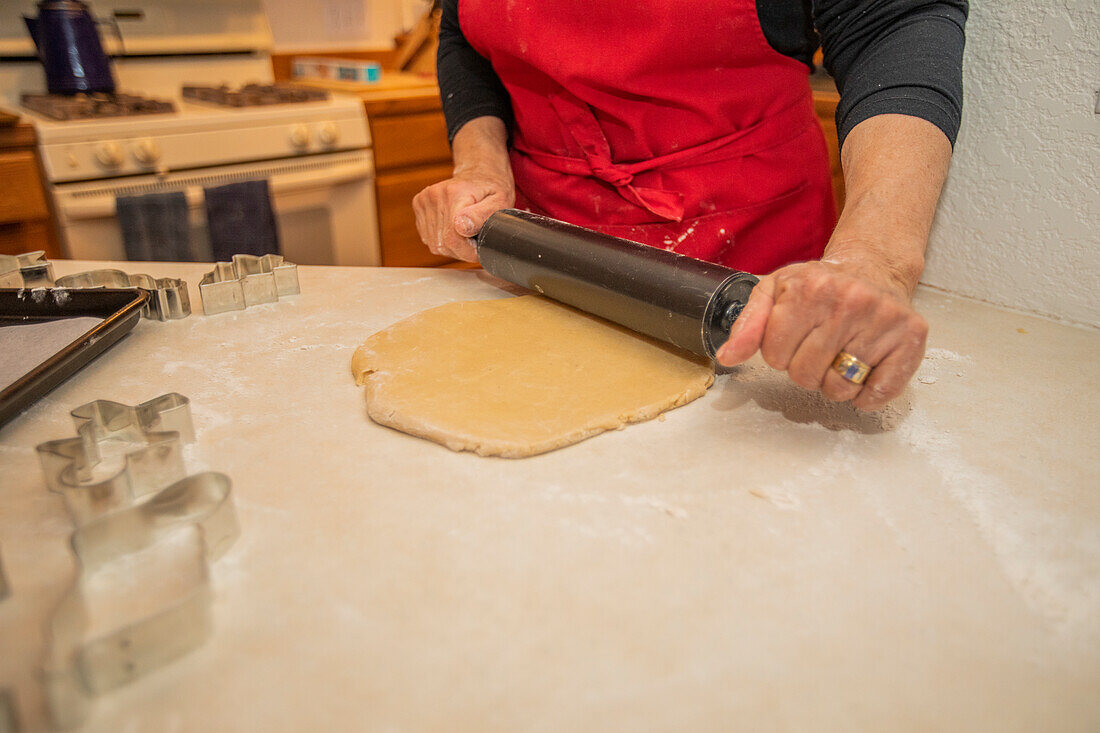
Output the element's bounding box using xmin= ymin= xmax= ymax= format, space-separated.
xmin=204 ymin=180 xmax=281 ymax=261
xmin=116 ymin=191 xmax=192 ymax=261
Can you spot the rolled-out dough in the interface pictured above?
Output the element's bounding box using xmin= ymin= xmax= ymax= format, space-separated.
xmin=350 ymin=295 xmax=714 ymax=457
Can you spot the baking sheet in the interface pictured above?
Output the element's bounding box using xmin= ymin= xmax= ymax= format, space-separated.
xmin=0 ymin=317 xmax=105 ymax=393
xmin=0 ymin=288 xmax=148 ymax=428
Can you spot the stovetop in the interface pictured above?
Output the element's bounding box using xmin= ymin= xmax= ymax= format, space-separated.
xmin=21 ymin=92 xmax=177 ymax=121
xmin=182 ymin=83 xmax=329 ymax=108
xmin=6 ymin=81 xmax=371 ymax=183
xmin=19 ymin=84 xmax=333 ymax=123
xmin=10 ymin=84 xmax=363 ymax=142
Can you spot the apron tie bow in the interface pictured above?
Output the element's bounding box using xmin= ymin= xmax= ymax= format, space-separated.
xmin=519 ymin=90 xmax=815 ymax=225
xmin=588 ymin=160 xmax=633 ymax=188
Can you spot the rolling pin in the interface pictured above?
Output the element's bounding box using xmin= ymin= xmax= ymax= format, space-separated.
xmin=476 ymin=209 xmax=759 ymax=358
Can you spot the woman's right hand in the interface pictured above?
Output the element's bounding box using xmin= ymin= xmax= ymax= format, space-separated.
xmin=412 ymin=116 xmax=515 ymax=262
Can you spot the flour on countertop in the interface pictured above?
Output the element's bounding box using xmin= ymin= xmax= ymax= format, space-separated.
xmin=923 ymin=347 xmax=972 ymax=362
xmin=722 ymin=363 xmax=910 ymax=434
xmin=744 ymin=430 xmax=860 ymax=511
xmin=540 ymin=484 xmax=689 ymax=519
xmin=559 ymin=517 xmax=655 ymax=549
xmin=916 ymin=347 xmax=972 ymax=383
xmin=898 ymin=408 xmax=1100 ymax=645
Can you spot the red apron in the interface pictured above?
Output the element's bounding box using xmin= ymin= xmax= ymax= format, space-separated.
xmin=459 ymin=0 xmax=837 ymax=275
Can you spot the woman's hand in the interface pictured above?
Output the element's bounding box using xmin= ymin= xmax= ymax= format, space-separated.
xmin=715 ymin=253 xmax=928 ymax=411
xmin=412 ymin=116 xmax=514 ymax=262
xmin=716 ymin=113 xmax=953 ymax=411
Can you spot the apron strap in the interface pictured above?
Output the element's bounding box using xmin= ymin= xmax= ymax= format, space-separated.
xmin=519 ymin=89 xmax=817 ymax=223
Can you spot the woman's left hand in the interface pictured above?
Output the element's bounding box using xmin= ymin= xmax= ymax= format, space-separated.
xmin=714 ymin=254 xmax=928 ymax=411
xmin=715 ymin=113 xmax=957 ymax=410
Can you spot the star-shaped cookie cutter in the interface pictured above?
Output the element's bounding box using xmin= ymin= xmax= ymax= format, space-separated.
xmin=36 ymin=393 xmax=195 ymax=525
xmin=43 ymin=470 xmax=238 ymax=729
xmin=54 ymin=269 xmax=192 ymax=321
xmin=199 ymin=253 xmax=300 ymax=315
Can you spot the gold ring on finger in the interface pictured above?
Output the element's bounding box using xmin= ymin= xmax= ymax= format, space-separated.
xmin=832 ymin=351 xmax=872 ymax=385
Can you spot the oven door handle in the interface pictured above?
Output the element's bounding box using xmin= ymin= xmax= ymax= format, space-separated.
xmin=58 ymin=156 xmax=375 ymax=221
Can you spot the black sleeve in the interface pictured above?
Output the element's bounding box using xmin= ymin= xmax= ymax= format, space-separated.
xmin=437 ymin=0 xmax=513 ymax=143
xmin=814 ymin=0 xmax=968 ymax=148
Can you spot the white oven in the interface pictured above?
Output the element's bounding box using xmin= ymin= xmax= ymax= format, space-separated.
xmin=0 ymin=0 xmax=382 ymax=267
xmin=50 ymin=148 xmax=380 ymax=266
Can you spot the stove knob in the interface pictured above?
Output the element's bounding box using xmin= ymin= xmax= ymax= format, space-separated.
xmin=318 ymin=122 xmax=339 ymax=146
xmin=133 ymin=139 xmax=162 ymax=166
xmin=95 ymin=142 xmax=124 ymax=169
xmin=289 ymin=124 xmax=311 ymax=149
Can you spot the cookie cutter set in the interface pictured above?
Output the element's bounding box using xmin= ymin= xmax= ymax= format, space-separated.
xmin=28 ymin=393 xmax=238 ymax=729
xmin=198 ymin=253 xmax=301 ymax=315
xmin=53 ymin=270 xmax=191 ymax=322
xmin=1 ymin=251 xmax=299 ymax=318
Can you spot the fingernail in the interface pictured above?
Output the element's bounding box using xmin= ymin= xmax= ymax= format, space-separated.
xmin=455 ymin=215 xmax=475 ymax=236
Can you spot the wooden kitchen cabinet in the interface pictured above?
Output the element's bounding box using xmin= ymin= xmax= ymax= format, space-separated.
xmin=370 ymin=110 xmax=452 ymax=172
xmin=296 ymin=75 xmax=457 ymax=267
xmin=0 ymin=122 xmax=61 ymax=258
xmin=362 ymin=83 xmax=455 ymax=267
xmin=811 ymin=70 xmax=846 ymax=214
xmin=375 ymin=162 xmax=455 ymax=267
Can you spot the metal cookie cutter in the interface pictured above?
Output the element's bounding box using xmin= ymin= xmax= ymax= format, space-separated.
xmin=0 ymin=250 xmax=54 ymax=288
xmin=199 ymin=253 xmax=300 ymax=316
xmin=36 ymin=394 xmax=194 ymax=525
xmin=43 ymin=471 xmax=238 ymax=730
xmin=54 ymin=269 xmax=191 ymax=321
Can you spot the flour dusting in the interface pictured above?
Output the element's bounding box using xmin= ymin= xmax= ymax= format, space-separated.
xmin=898 ymin=408 xmax=1100 ymax=644
xmin=924 ymin=347 xmax=971 ymax=362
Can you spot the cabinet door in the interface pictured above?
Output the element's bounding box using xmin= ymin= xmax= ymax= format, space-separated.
xmin=0 ymin=221 xmax=56 ymax=257
xmin=370 ymin=111 xmax=452 ymax=170
xmin=0 ymin=151 xmax=49 ymax=224
xmin=375 ymin=163 xmax=456 ymax=267
xmin=0 ymin=150 xmax=61 ymax=257
xmin=813 ymin=94 xmax=845 ymax=214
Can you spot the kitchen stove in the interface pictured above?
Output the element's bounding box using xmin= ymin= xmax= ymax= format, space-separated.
xmin=15 ymin=85 xmax=372 ymax=184
xmin=0 ymin=0 xmax=381 ymax=267
xmin=21 ymin=91 xmax=177 ymax=120
xmin=182 ymin=83 xmax=329 ymax=108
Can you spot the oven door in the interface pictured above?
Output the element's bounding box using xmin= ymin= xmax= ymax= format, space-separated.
xmin=51 ymin=149 xmax=380 ymax=266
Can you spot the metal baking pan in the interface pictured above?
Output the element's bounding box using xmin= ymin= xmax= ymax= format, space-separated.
xmin=0 ymin=288 xmax=148 ymax=429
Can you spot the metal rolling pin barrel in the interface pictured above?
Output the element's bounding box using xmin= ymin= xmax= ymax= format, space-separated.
xmin=475 ymin=209 xmax=759 ymax=358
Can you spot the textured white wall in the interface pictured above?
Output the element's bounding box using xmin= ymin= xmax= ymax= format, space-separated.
xmin=923 ymin=1 xmax=1100 ymax=327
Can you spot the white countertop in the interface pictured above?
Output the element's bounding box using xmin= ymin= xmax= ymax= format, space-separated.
xmin=1 ymin=261 xmax=1098 ymax=731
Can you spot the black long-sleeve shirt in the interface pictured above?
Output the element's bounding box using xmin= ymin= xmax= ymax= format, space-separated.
xmin=437 ymin=0 xmax=967 ymax=149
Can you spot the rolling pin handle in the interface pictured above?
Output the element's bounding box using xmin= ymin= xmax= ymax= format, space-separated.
xmin=719 ymin=301 xmax=746 ymax=332
xmin=702 ymin=272 xmax=759 ymax=358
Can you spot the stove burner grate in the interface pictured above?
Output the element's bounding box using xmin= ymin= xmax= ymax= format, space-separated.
xmin=181 ymin=83 xmax=330 ymax=108
xmin=21 ymin=93 xmax=177 ymax=121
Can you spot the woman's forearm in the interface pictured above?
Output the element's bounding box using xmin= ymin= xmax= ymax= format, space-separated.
xmin=824 ymin=113 xmax=953 ymax=300
xmin=413 ymin=115 xmax=515 ymax=261
xmin=451 ymin=116 xmax=513 ymax=180
xmin=717 ymin=113 xmax=951 ymax=409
